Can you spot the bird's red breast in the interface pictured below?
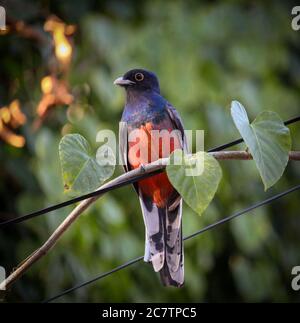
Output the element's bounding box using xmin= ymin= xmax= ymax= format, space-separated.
xmin=128 ymin=121 xmax=181 ymax=207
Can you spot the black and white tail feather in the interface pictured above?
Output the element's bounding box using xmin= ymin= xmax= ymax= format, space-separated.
xmin=139 ymin=192 xmax=184 ymax=287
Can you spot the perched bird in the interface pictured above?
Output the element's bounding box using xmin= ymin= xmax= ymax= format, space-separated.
xmin=114 ymin=69 xmax=188 ymax=287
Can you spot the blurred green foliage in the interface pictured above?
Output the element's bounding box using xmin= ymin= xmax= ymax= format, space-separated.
xmin=0 ymin=0 xmax=300 ymax=302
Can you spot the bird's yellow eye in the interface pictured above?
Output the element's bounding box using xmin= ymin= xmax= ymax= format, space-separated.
xmin=134 ymin=73 xmax=144 ymax=82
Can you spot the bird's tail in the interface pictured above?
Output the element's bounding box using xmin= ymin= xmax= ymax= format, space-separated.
xmin=159 ymin=203 xmax=184 ymax=287
xmin=139 ymin=194 xmax=184 ymax=287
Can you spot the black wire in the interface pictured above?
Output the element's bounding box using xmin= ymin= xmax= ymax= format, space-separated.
xmin=208 ymin=115 xmax=300 ymax=152
xmin=0 ymin=169 xmax=164 ymax=228
xmin=208 ymin=138 xmax=244 ymax=152
xmin=43 ymin=256 xmax=144 ymax=303
xmin=184 ymin=184 xmax=300 ymax=240
xmin=2 ymin=114 xmax=300 ymax=228
xmin=43 ymin=183 xmax=300 ymax=303
xmin=284 ymin=115 xmax=300 ymax=126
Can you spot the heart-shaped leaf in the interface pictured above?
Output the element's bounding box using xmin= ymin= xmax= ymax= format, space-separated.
xmin=166 ymin=150 xmax=222 ymax=216
xmin=231 ymin=101 xmax=291 ymax=190
xmin=59 ymin=134 xmax=115 ymax=195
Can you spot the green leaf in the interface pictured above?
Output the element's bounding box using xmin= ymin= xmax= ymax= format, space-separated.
xmin=59 ymin=134 xmax=115 ymax=195
xmin=231 ymin=101 xmax=291 ymax=190
xmin=166 ymin=150 xmax=222 ymax=216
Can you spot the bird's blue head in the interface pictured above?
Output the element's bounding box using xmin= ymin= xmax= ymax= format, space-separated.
xmin=114 ymin=69 xmax=160 ymax=94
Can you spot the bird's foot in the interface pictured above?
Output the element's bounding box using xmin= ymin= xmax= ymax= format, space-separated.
xmin=140 ymin=163 xmax=146 ymax=172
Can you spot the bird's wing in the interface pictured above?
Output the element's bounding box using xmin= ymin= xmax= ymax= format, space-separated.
xmin=166 ymin=102 xmax=189 ymax=154
xmin=119 ymin=120 xmax=129 ymax=173
xmin=165 ymin=102 xmax=189 ymax=211
xmin=119 ymin=120 xmax=140 ymax=194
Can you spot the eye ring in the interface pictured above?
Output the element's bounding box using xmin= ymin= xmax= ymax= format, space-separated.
xmin=134 ymin=72 xmax=144 ymax=82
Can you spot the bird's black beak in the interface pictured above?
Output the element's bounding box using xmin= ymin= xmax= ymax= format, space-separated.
xmin=113 ymin=77 xmax=135 ymax=86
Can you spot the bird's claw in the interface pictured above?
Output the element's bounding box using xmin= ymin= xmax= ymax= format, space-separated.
xmin=140 ymin=164 xmax=146 ymax=172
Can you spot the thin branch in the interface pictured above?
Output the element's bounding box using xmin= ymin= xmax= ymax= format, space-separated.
xmin=1 ymin=150 xmax=299 ymax=290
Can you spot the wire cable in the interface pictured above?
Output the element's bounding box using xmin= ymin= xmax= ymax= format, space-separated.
xmin=208 ymin=115 xmax=300 ymax=152
xmin=0 ymin=169 xmax=164 ymax=228
xmin=1 ymin=114 xmax=300 ymax=228
xmin=43 ymin=183 xmax=300 ymax=303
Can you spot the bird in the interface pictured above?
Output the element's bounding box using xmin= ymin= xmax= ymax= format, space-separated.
xmin=114 ymin=69 xmax=188 ymax=287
